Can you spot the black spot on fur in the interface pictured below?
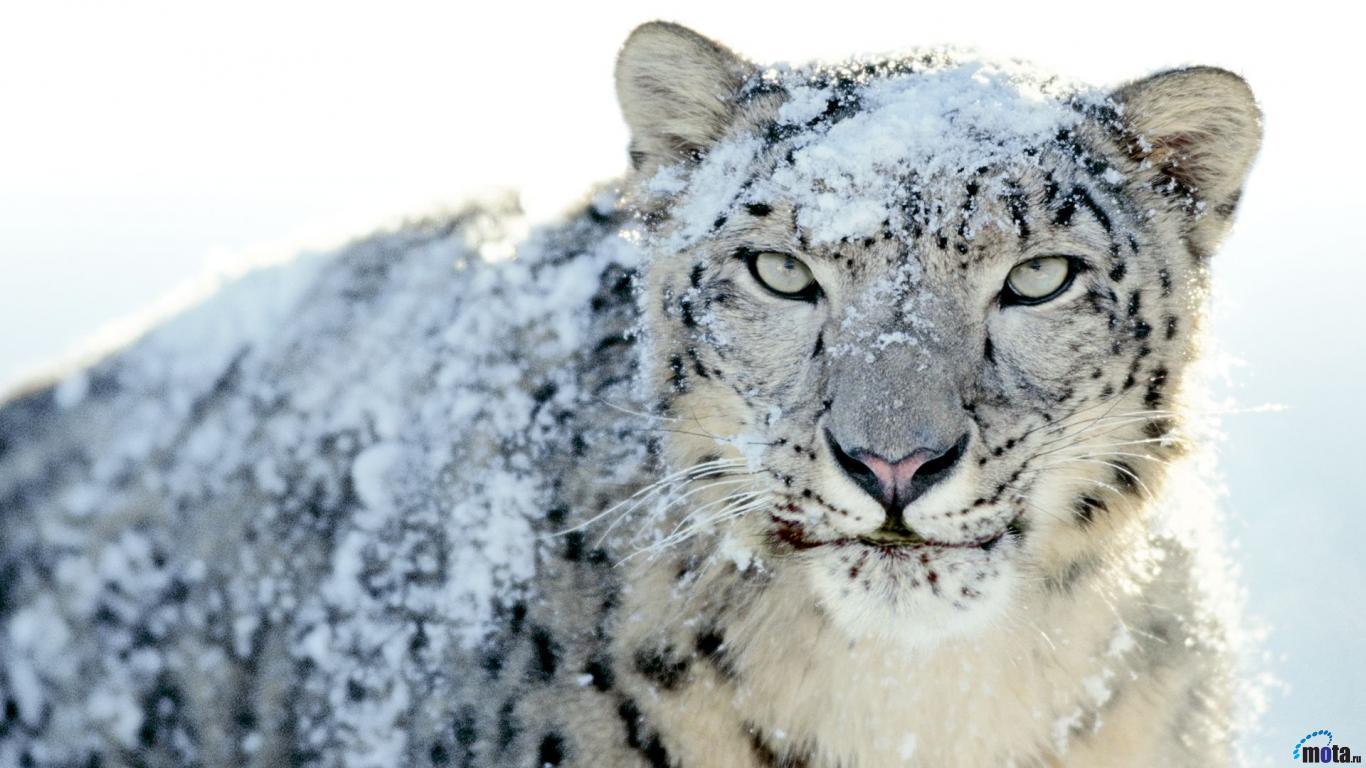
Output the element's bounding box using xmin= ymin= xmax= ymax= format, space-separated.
xmin=685 ymin=347 xmax=710 ymax=379
xmin=588 ymin=202 xmax=615 ymax=225
xmin=1144 ymin=367 xmax=1169 ymax=408
xmin=1215 ymin=190 xmax=1242 ymax=218
xmin=679 ymin=297 xmax=698 ymax=329
xmin=617 ymin=699 xmax=644 ymax=744
xmin=1143 ymin=418 xmax=1173 ymax=440
xmin=1053 ymin=196 xmax=1077 ymax=226
xmin=500 ymin=599 xmax=528 ymax=636
xmin=1109 ymin=262 xmax=1127 ymax=282
xmin=1069 ymin=186 xmax=1112 ymax=232
xmin=481 ymin=648 xmax=505 ymax=678
xmin=531 ymin=381 xmax=557 ymax=405
xmin=983 ymin=335 xmax=996 ymax=364
xmin=1003 ymin=188 xmax=1031 ymax=239
xmin=745 ymin=202 xmax=772 ymax=217
xmin=668 ymin=354 xmax=687 ymax=393
xmin=1112 ymin=461 xmax=1140 ymax=495
xmin=634 ymin=645 xmax=690 ymax=691
xmin=538 ymin=732 xmax=566 ymax=766
xmin=496 ymin=699 xmax=519 ymax=752
xmin=696 ymin=626 xmax=738 ymax=681
xmin=618 ymin=699 xmax=672 ymax=768
xmin=584 ymin=657 xmax=616 ymax=692
xmin=1006 ymin=515 xmax=1030 ymax=540
xmin=137 ymin=676 xmax=183 ymax=749
xmin=562 ymin=531 xmax=585 ymax=562
xmin=1043 ymin=176 xmax=1060 ymax=205
xmin=453 ymin=704 xmax=479 ymax=752
xmin=695 ymin=628 xmax=724 ymax=656
xmin=529 ymin=626 xmax=559 ymax=681
xmin=811 ymin=332 xmax=824 ymax=359
xmin=689 ymin=263 xmax=705 ymax=288
xmin=347 ymin=679 xmax=366 ymax=702
xmin=1074 ymin=496 xmax=1107 ymax=526
xmin=1055 ymin=129 xmax=1112 ymax=179
xmin=588 ymin=546 xmax=611 ymax=568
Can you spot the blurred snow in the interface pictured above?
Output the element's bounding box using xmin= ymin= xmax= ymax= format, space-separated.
xmin=1 ymin=0 xmax=1362 ymax=761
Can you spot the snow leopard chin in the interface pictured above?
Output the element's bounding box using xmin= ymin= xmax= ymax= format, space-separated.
xmin=803 ymin=539 xmax=1021 ymax=649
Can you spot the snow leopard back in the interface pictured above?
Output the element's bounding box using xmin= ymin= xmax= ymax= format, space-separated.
xmin=0 ymin=195 xmax=664 ymax=767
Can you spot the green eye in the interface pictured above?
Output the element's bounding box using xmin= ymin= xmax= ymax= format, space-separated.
xmin=1004 ymin=256 xmax=1076 ymax=304
xmin=747 ymin=251 xmax=819 ymax=300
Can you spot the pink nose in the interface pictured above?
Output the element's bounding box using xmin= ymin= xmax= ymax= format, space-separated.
xmin=825 ymin=430 xmax=968 ymax=514
xmin=858 ymin=451 xmax=935 ymax=504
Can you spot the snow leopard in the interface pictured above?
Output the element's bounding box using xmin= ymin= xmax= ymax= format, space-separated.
xmin=0 ymin=20 xmax=1262 ymax=768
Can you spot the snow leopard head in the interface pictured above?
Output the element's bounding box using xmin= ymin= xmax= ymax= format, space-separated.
xmin=615 ymin=22 xmax=1260 ymax=645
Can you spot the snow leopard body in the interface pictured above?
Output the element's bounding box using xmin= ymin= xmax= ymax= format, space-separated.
xmin=0 ymin=22 xmax=1261 ymax=768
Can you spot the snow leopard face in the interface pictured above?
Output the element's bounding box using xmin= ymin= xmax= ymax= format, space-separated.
xmin=617 ymin=24 xmax=1259 ymax=645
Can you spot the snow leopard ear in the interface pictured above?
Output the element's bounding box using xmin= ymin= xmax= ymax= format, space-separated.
xmin=1112 ymin=67 xmax=1262 ymax=239
xmin=615 ymin=22 xmax=750 ymax=174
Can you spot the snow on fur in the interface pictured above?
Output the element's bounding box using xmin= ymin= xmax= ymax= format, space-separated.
xmin=0 ymin=40 xmax=1264 ymax=765
xmin=655 ymin=56 xmax=1101 ymax=249
xmin=0 ymin=195 xmax=642 ymax=765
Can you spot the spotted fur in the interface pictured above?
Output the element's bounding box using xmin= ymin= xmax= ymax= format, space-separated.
xmin=0 ymin=22 xmax=1259 ymax=768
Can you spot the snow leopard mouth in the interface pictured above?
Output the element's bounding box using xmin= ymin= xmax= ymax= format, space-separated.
xmin=857 ymin=529 xmax=1005 ymax=551
xmin=769 ymin=513 xmax=1023 ymax=554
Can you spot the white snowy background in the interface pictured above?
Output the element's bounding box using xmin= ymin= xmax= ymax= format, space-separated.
xmin=0 ymin=0 xmax=1360 ymax=761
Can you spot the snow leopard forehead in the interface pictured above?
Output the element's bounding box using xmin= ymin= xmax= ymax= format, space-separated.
xmin=644 ymin=54 xmax=1121 ymax=251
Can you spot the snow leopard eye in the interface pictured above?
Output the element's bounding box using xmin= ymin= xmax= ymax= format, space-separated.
xmin=1003 ymin=256 xmax=1078 ymax=305
xmin=746 ymin=251 xmax=819 ymax=301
